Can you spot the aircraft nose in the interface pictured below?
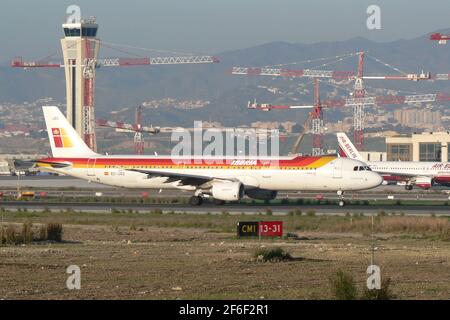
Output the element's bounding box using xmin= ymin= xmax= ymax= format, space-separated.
xmin=370 ymin=172 xmax=383 ymax=188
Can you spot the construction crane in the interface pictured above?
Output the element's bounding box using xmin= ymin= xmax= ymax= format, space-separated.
xmin=96 ymin=106 xmax=160 ymax=155
xmin=232 ymin=65 xmax=450 ymax=82
xmin=249 ymin=84 xmax=450 ymax=155
xmin=232 ymin=51 xmax=450 ymax=150
xmin=353 ymin=52 xmax=366 ymax=150
xmin=430 ymin=33 xmax=450 ymax=44
xmin=10 ymin=17 xmax=219 ymax=152
xmin=248 ymin=80 xmax=323 ymax=155
xmin=251 ymin=92 xmax=450 ymax=110
xmin=310 ymin=79 xmax=324 ymax=155
xmin=231 ymin=66 xmax=431 ymax=81
xmin=247 ymin=101 xmax=314 ymax=111
xmin=348 ymin=52 xmax=447 ymax=150
xmin=11 ymin=55 xmax=219 ymax=68
xmin=11 ymin=52 xmax=218 ymax=151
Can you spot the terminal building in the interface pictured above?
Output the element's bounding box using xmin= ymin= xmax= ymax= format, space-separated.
xmin=359 ymin=151 xmax=387 ymax=162
xmin=386 ymin=132 xmax=450 ymax=162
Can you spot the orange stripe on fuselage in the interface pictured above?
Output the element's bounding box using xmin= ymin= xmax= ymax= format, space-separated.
xmin=36 ymin=156 xmax=336 ymax=170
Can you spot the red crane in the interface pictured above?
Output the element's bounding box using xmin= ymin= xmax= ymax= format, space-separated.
xmin=249 ymin=92 xmax=450 ymax=111
xmin=96 ymin=106 xmax=160 ymax=155
xmin=11 ymin=55 xmax=219 ymax=68
xmin=353 ymin=52 xmax=366 ymax=150
xmin=311 ymin=79 xmax=323 ymax=155
xmin=249 ymin=86 xmax=450 ymax=155
xmin=232 ymin=64 xmax=450 ymax=82
xmin=232 ymin=51 xmax=448 ymax=150
xmin=231 ymin=64 xmax=431 ymax=81
xmin=248 ymin=80 xmax=323 ymax=155
xmin=11 ymin=44 xmax=219 ymax=151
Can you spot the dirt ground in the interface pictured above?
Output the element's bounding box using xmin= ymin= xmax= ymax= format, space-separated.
xmin=1 ymin=219 xmax=449 ymax=300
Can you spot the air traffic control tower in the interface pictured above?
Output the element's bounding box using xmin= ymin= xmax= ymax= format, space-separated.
xmin=61 ymin=17 xmax=100 ymax=150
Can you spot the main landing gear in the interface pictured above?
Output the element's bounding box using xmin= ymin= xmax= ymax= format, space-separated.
xmin=189 ymin=195 xmax=203 ymax=206
xmin=405 ymin=184 xmax=413 ymax=191
xmin=337 ymin=190 xmax=346 ymax=207
xmin=189 ymin=195 xmax=226 ymax=206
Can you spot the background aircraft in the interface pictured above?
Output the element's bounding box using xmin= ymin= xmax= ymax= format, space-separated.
xmin=337 ymin=132 xmax=450 ymax=190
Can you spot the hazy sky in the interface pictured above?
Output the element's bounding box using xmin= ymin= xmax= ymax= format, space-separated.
xmin=1 ymin=0 xmax=450 ymax=62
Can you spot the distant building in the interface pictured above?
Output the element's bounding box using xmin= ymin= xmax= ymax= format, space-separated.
xmin=386 ymin=132 xmax=450 ymax=162
xmin=326 ymin=120 xmax=352 ymax=133
xmin=360 ymin=151 xmax=387 ymax=162
xmin=0 ymin=161 xmax=10 ymax=175
xmin=393 ymin=108 xmax=441 ymax=128
xmin=250 ymin=122 xmax=280 ymax=130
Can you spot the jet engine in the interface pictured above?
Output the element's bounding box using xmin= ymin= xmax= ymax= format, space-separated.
xmin=211 ymin=181 xmax=244 ymax=201
xmin=415 ymin=176 xmax=432 ymax=190
xmin=245 ymin=189 xmax=278 ymax=200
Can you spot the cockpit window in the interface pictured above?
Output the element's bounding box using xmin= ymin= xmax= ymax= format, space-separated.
xmin=354 ymin=165 xmax=372 ymax=171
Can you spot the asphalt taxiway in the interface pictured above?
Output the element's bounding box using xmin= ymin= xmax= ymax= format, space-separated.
xmin=0 ymin=200 xmax=448 ymax=216
xmin=1 ymin=176 xmax=450 ymax=215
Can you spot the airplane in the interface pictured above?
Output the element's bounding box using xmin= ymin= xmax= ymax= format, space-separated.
xmin=36 ymin=106 xmax=382 ymax=207
xmin=337 ymin=132 xmax=450 ymax=190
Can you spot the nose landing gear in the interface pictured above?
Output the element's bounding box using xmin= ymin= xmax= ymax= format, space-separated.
xmin=337 ymin=190 xmax=346 ymax=207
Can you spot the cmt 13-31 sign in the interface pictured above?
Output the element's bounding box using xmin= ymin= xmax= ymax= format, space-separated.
xmin=237 ymin=221 xmax=283 ymax=237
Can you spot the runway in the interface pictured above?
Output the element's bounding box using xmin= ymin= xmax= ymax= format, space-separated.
xmin=0 ymin=175 xmax=108 ymax=189
xmin=0 ymin=200 xmax=449 ymax=216
xmin=1 ymin=176 xmax=450 ymax=215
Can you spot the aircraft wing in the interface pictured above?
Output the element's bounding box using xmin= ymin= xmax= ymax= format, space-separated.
xmin=13 ymin=159 xmax=36 ymax=169
xmin=379 ymin=172 xmax=415 ymax=178
xmin=127 ymin=169 xmax=235 ymax=186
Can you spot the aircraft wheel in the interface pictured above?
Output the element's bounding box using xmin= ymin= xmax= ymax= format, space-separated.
xmin=405 ymin=185 xmax=413 ymax=191
xmin=189 ymin=196 xmax=203 ymax=206
xmin=338 ymin=200 xmax=346 ymax=207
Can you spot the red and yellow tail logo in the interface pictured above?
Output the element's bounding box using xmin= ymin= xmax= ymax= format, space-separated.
xmin=52 ymin=128 xmax=73 ymax=148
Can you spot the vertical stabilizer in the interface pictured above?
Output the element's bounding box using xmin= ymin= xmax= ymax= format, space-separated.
xmin=42 ymin=106 xmax=98 ymax=158
xmin=336 ymin=132 xmax=364 ymax=161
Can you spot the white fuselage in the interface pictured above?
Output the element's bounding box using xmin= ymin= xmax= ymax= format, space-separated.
xmin=39 ymin=156 xmax=382 ymax=192
xmin=368 ymin=161 xmax=450 ymax=179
